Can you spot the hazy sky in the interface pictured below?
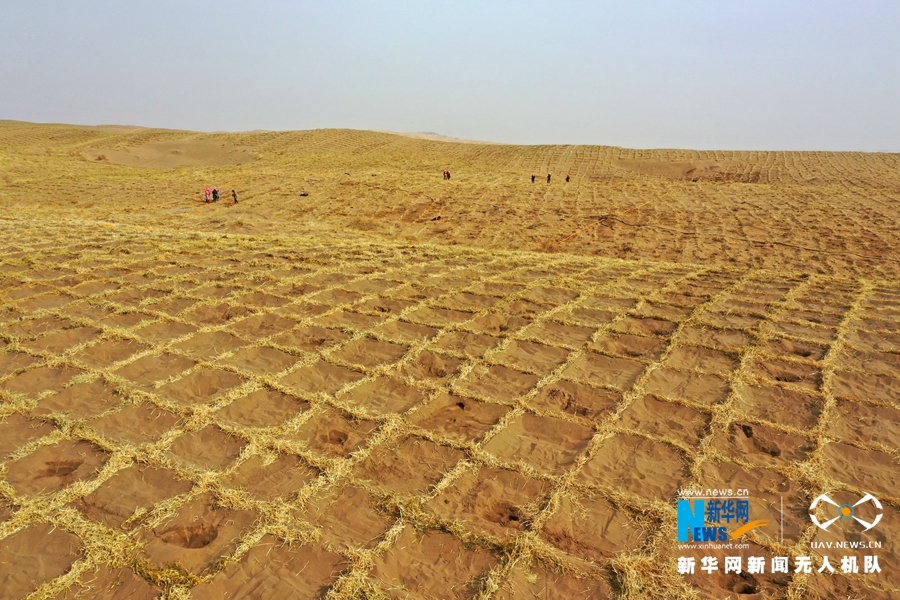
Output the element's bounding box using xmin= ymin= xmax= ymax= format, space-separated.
xmin=1 ymin=1 xmax=898 ymax=150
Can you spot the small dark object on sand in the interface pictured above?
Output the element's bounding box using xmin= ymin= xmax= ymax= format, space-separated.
xmin=431 ymin=215 xmax=442 ymax=221
xmin=300 ymin=192 xmax=309 ymax=197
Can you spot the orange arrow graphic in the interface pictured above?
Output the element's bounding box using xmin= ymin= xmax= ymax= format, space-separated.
xmin=730 ymin=520 xmax=770 ymax=539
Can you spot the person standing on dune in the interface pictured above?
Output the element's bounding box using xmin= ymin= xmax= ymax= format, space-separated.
xmin=547 ymin=173 xmax=551 ymax=183
xmin=212 ymin=187 xmax=219 ymax=202
xmin=232 ymin=189 xmax=238 ymax=204
xmin=205 ymin=187 xmax=211 ymax=202
xmin=531 ymin=173 xmax=535 ymax=183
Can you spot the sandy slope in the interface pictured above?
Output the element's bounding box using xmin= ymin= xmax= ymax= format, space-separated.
xmin=81 ymin=141 xmax=255 ymax=169
xmin=0 ymin=122 xmax=898 ymax=599
xmin=2 ymin=120 xmax=900 ymax=278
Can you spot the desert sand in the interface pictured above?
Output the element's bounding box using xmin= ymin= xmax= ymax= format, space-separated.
xmin=0 ymin=120 xmax=898 ymax=598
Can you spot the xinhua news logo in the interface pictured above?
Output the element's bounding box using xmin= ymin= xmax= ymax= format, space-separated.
xmin=677 ymin=498 xmax=768 ymax=543
xmin=809 ymin=493 xmax=883 ymax=531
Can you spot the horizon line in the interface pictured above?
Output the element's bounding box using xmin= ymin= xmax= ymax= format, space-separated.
xmin=2 ymin=118 xmax=898 ymax=155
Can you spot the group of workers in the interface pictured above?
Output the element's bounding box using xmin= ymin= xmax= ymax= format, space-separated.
xmin=440 ymin=170 xmax=570 ymax=183
xmin=204 ymin=186 xmax=238 ymax=204
xmin=531 ymin=173 xmax=570 ymax=183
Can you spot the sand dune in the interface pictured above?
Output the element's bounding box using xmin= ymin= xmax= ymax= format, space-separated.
xmin=0 ymin=121 xmax=898 ymax=599
xmin=615 ymin=158 xmax=727 ymax=181
xmin=81 ymin=140 xmax=255 ymax=169
xmin=4 ymin=120 xmax=899 ymax=277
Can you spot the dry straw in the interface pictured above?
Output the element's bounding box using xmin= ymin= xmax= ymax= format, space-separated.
xmin=1 ymin=121 xmax=899 ymax=598
xmin=0 ymin=220 xmax=895 ymax=598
